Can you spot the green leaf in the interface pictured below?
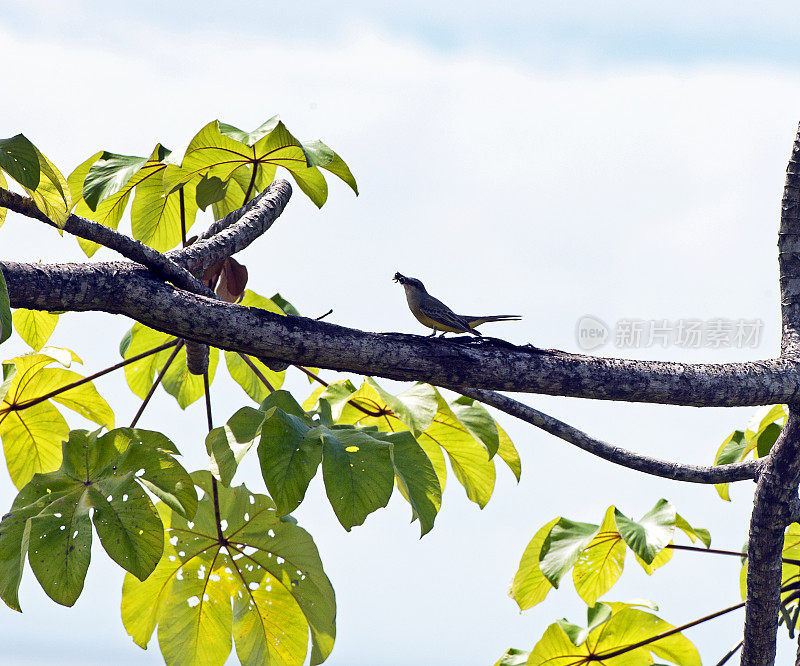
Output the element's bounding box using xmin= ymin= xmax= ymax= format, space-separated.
xmin=713 ymin=430 xmax=747 ymax=501
xmin=573 ymin=507 xmax=626 ymax=606
xmin=509 ymin=518 xmax=559 ymax=609
xmin=496 ymin=422 xmax=522 ymax=481
xmin=556 ymin=602 xmax=612 ymax=647
xmin=67 ymin=151 xmax=128 ymax=257
xmin=528 ymin=603 xmax=700 ymax=666
xmin=27 ymin=147 xmax=71 ymax=228
xmin=207 ymin=406 xmax=268 ymax=486
xmin=450 ymin=395 xmax=500 ymax=457
xmin=0 ymin=134 xmax=39 ymax=189
xmin=0 ymin=350 xmax=114 ymax=487
xmin=83 ymin=151 xmax=150 ymax=211
xmin=0 ymin=428 xmax=193 ymax=609
xmin=224 ymin=351 xmax=285 ymax=403
xmin=12 ymin=309 xmax=58 ymax=350
xmin=674 ymin=513 xmax=711 ymax=548
xmin=493 ymin=648 xmax=530 ymax=666
xmin=195 ymin=174 xmax=228 ymax=211
xmin=300 ymin=139 xmax=359 ymax=195
xmin=121 ymin=473 xmax=336 ymax=666
xmin=218 ymin=116 xmax=280 ymax=147
xmin=418 ymin=390 xmax=495 ymax=508
xmin=614 ymin=499 xmax=676 ymax=565
xmin=130 ymin=162 xmax=198 ymax=252
xmin=320 ymin=427 xmax=395 ymax=531
xmin=257 ymin=404 xmax=322 ymax=516
xmin=271 ymin=292 xmax=301 ymax=316
xmin=755 ymin=422 xmax=782 ymax=457
xmin=165 ymin=119 xmax=335 ymax=210
xmin=0 ymin=268 xmax=11 ymax=345
xmin=384 ymin=430 xmax=442 ymax=536
xmin=539 ymin=518 xmax=600 ymax=588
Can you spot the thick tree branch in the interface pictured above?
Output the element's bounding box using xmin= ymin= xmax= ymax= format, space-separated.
xmin=0 ymin=186 xmax=214 ymax=298
xmin=3 ymin=259 xmax=799 ymax=407
xmin=741 ymin=122 xmax=800 ymax=665
xmin=459 ymin=388 xmax=762 ymax=483
xmin=167 ymin=180 xmax=292 ymax=274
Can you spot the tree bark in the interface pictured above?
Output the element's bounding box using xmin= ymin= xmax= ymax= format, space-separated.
xmin=740 ymin=123 xmax=800 ymax=665
xmin=3 ymin=259 xmax=799 ymax=407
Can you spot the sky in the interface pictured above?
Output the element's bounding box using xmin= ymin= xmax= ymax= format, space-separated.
xmin=2 ymin=2 xmax=800 ymax=664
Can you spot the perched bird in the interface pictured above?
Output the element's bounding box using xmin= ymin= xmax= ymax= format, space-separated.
xmin=393 ymin=272 xmax=521 ymax=337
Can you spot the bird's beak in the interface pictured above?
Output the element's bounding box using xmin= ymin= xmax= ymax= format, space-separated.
xmin=393 ymin=272 xmax=405 ymax=283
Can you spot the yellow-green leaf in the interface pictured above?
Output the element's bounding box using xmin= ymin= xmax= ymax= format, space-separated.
xmin=12 ymin=309 xmax=59 ymax=350
xmin=510 ymin=518 xmax=559 ymax=610
xmin=573 ymin=506 xmax=626 ymax=606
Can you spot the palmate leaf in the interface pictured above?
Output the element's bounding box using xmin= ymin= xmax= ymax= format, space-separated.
xmin=0 ymin=348 xmax=114 ymax=488
xmin=11 ymin=308 xmax=59 ymax=350
xmin=256 ymin=391 xmax=441 ymax=534
xmin=528 ymin=602 xmax=700 ymax=666
xmin=121 ymin=472 xmax=336 ymax=666
xmin=0 ymin=428 xmax=195 ymax=611
xmin=122 ymin=323 xmax=218 ymax=409
xmin=163 ymin=118 xmax=357 ymax=212
xmin=513 ymin=502 xmax=707 ymax=609
xmin=305 ymin=378 xmax=520 ymax=513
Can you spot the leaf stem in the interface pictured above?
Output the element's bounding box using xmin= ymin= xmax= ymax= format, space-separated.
xmin=591 ymin=599 xmax=746 ymax=660
xmin=129 ymin=340 xmax=184 ymax=427
xmin=179 ymin=187 xmax=187 ymax=248
xmin=237 ymin=353 xmax=274 ymax=392
xmin=667 ymin=542 xmax=800 ymax=566
xmin=243 ymin=163 xmax=258 ymax=205
xmin=8 ymin=339 xmax=179 ymax=412
xmin=715 ymin=640 xmax=743 ymax=666
xmin=204 ymin=371 xmax=225 ymax=545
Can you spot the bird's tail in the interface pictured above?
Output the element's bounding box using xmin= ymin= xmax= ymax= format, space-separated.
xmin=464 ymin=314 xmax=522 ymax=328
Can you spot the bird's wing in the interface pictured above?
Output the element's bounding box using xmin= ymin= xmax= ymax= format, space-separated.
xmin=420 ymin=296 xmax=473 ymax=332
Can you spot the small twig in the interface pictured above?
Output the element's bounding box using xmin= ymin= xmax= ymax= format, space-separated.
xmin=459 ymin=387 xmax=762 ymax=484
xmin=315 ymin=308 xmax=333 ymax=321
xmin=0 ymin=187 xmax=214 ymax=298
xmin=6 ymin=339 xmax=179 ymax=412
xmin=129 ymin=340 xmax=184 ymax=427
xmin=238 ymin=353 xmax=274 ymax=392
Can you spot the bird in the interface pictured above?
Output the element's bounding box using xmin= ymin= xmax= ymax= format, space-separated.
xmin=393 ymin=272 xmax=521 ymax=337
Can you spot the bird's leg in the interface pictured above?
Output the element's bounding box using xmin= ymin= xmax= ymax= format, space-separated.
xmin=428 ymin=328 xmax=437 ymax=337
